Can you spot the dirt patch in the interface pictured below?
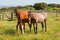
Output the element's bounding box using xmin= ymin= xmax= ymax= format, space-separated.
xmin=0 ymin=24 xmax=4 ymax=29
xmin=55 ymin=32 xmax=60 ymax=36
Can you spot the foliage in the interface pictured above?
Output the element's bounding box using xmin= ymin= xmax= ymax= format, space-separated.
xmin=46 ymin=6 xmax=53 ymax=11
xmin=17 ymin=6 xmax=23 ymax=9
xmin=0 ymin=3 xmax=60 ymax=11
xmin=34 ymin=2 xmax=47 ymax=10
xmin=48 ymin=3 xmax=60 ymax=8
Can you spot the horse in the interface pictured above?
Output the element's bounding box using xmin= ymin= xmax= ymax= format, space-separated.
xmin=14 ymin=8 xmax=31 ymax=34
xmin=28 ymin=11 xmax=48 ymax=34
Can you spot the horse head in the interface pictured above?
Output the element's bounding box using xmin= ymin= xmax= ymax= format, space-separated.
xmin=14 ymin=8 xmax=18 ymax=13
xmin=28 ymin=11 xmax=31 ymax=24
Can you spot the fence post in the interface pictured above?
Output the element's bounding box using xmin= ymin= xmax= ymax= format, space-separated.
xmin=56 ymin=10 xmax=58 ymax=17
xmin=11 ymin=12 xmax=13 ymax=20
xmin=2 ymin=12 xmax=4 ymax=20
xmin=0 ymin=13 xmax=1 ymax=20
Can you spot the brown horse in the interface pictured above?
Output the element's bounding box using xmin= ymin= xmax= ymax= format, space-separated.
xmin=28 ymin=11 xmax=48 ymax=34
xmin=14 ymin=8 xmax=31 ymax=34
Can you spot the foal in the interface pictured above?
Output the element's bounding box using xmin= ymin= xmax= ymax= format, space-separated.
xmin=14 ymin=8 xmax=31 ymax=34
xmin=28 ymin=11 xmax=48 ymax=34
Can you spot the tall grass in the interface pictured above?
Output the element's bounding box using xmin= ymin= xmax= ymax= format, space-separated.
xmin=0 ymin=12 xmax=60 ymax=40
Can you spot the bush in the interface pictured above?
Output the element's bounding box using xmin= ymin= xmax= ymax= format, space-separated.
xmin=34 ymin=2 xmax=47 ymax=10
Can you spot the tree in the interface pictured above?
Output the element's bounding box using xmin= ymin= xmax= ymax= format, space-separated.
xmin=48 ymin=3 xmax=60 ymax=8
xmin=17 ymin=6 xmax=23 ymax=9
xmin=48 ymin=3 xmax=57 ymax=8
xmin=24 ymin=5 xmax=34 ymax=10
xmin=56 ymin=4 xmax=60 ymax=8
xmin=34 ymin=2 xmax=47 ymax=10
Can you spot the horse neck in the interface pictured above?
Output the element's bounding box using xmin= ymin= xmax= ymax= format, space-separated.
xmin=41 ymin=12 xmax=46 ymax=16
xmin=15 ymin=10 xmax=20 ymax=18
xmin=15 ymin=10 xmax=19 ymax=15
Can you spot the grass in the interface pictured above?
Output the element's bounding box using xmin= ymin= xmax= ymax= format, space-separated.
xmin=0 ymin=13 xmax=60 ymax=40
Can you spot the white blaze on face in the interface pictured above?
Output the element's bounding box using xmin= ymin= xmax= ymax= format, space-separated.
xmin=22 ymin=25 xmax=24 ymax=33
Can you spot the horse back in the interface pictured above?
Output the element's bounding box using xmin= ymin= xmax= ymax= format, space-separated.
xmin=19 ymin=10 xmax=29 ymax=19
xmin=30 ymin=12 xmax=48 ymax=22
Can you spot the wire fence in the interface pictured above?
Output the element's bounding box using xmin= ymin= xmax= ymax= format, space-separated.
xmin=0 ymin=10 xmax=60 ymax=21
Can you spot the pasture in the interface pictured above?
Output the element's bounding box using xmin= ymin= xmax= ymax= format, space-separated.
xmin=0 ymin=12 xmax=60 ymax=40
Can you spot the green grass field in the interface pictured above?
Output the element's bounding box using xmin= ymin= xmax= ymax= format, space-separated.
xmin=0 ymin=13 xmax=60 ymax=40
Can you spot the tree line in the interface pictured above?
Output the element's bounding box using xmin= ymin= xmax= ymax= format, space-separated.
xmin=0 ymin=2 xmax=60 ymax=11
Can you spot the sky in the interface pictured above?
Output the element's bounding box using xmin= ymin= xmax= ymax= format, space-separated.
xmin=0 ymin=0 xmax=60 ymax=7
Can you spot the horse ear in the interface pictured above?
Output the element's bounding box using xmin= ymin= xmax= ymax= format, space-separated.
xmin=14 ymin=8 xmax=18 ymax=13
xmin=15 ymin=8 xmax=18 ymax=11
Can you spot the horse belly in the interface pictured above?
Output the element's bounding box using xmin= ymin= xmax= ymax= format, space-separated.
xmin=22 ymin=19 xmax=29 ymax=23
xmin=38 ymin=16 xmax=44 ymax=23
xmin=38 ymin=19 xmax=44 ymax=23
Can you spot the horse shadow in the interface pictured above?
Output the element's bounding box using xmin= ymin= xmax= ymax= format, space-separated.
xmin=4 ymin=28 xmax=16 ymax=35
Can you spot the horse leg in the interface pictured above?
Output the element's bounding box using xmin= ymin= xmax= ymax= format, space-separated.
xmin=19 ymin=23 xmax=24 ymax=34
xmin=23 ymin=23 xmax=25 ymax=32
xmin=33 ymin=23 xmax=35 ymax=33
xmin=21 ymin=23 xmax=24 ymax=34
xmin=19 ymin=24 xmax=22 ymax=33
xmin=16 ymin=21 xmax=19 ymax=33
xmin=41 ymin=22 xmax=44 ymax=31
xmin=36 ymin=22 xmax=38 ymax=34
xmin=44 ymin=20 xmax=47 ymax=32
xmin=33 ymin=23 xmax=37 ymax=34
xmin=28 ymin=23 xmax=32 ymax=32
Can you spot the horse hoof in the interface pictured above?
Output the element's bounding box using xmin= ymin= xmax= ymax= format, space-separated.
xmin=21 ymin=32 xmax=24 ymax=34
xmin=35 ymin=32 xmax=37 ymax=34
